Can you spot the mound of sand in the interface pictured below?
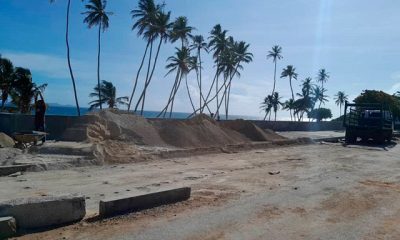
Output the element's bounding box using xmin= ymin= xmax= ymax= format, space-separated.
xmin=220 ymin=119 xmax=286 ymax=142
xmin=60 ymin=110 xmax=286 ymax=163
xmin=0 ymin=132 xmax=15 ymax=148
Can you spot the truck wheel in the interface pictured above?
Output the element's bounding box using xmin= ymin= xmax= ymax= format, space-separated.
xmin=345 ymin=131 xmax=357 ymax=144
xmin=374 ymin=135 xmax=385 ymax=144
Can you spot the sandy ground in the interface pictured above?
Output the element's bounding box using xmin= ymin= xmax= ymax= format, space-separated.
xmin=3 ymin=139 xmax=400 ymax=240
xmin=278 ymin=130 xmax=345 ymax=140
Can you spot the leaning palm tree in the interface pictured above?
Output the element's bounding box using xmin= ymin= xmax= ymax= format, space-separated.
xmin=134 ymin=10 xmax=172 ymax=115
xmin=127 ymin=0 xmax=163 ymax=111
xmin=283 ymin=98 xmax=295 ymax=121
xmin=317 ymin=68 xmax=329 ymax=89
xmin=280 ymin=65 xmax=298 ymax=100
xmin=261 ymin=95 xmax=273 ymax=121
xmin=190 ymin=35 xmax=208 ymax=111
xmin=312 ymin=85 xmax=329 ymax=109
xmin=158 ymin=47 xmax=193 ymax=118
xmin=89 ymin=80 xmax=128 ymax=110
xmin=334 ymin=91 xmax=348 ymax=115
xmin=82 ymin=0 xmax=113 ymax=110
xmin=0 ymin=57 xmax=15 ymax=111
xmin=50 ymin=0 xmax=82 ymax=116
xmin=267 ymin=45 xmax=283 ymax=96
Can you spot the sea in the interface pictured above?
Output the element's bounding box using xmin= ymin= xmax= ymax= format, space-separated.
xmin=45 ymin=105 xmax=259 ymax=120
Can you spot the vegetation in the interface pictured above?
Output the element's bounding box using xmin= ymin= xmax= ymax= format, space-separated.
xmin=89 ymin=80 xmax=128 ymax=110
xmin=0 ymin=56 xmax=47 ymax=114
xmin=355 ymin=90 xmax=400 ymax=118
xmin=307 ymin=108 xmax=332 ymax=122
xmin=334 ymin=91 xmax=348 ymax=115
xmin=82 ymin=0 xmax=113 ymax=110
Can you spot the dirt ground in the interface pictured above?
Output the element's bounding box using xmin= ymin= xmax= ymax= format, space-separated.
xmin=3 ymin=139 xmax=400 ymax=240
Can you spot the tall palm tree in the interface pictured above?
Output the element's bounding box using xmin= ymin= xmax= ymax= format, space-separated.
xmin=50 ymin=0 xmax=82 ymax=116
xmin=334 ymin=91 xmax=348 ymax=115
xmin=280 ymin=65 xmax=298 ymax=100
xmin=0 ymin=57 xmax=15 ymax=111
xmin=134 ymin=10 xmax=172 ymax=115
xmin=158 ymin=47 xmax=193 ymax=118
xmin=170 ymin=16 xmax=194 ymax=48
xmin=312 ymin=85 xmax=329 ymax=109
xmin=267 ymin=45 xmax=283 ymax=96
xmin=271 ymin=92 xmax=283 ymax=121
xmin=89 ymin=80 xmax=128 ymax=110
xmin=283 ymin=98 xmax=295 ymax=121
xmin=127 ymin=0 xmax=163 ymax=111
xmin=82 ymin=0 xmax=112 ymax=110
xmin=317 ymin=68 xmax=329 ymax=89
xmin=206 ymin=24 xmax=228 ymax=112
xmin=190 ymin=35 xmax=208 ymax=112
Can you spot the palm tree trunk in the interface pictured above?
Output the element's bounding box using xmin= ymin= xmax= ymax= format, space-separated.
xmin=169 ymin=74 xmax=184 ymax=118
xmin=136 ymin=37 xmax=163 ymax=115
xmin=271 ymin=60 xmax=277 ymax=95
xmin=134 ymin=39 xmax=153 ymax=113
xmin=194 ymin=65 xmax=212 ymax=115
xmin=66 ymin=0 xmax=80 ymax=116
xmin=127 ymin=41 xmax=150 ymax=112
xmin=289 ymin=76 xmax=294 ymax=100
xmin=198 ymin=49 xmax=202 ymax=112
xmin=290 ymin=109 xmax=292 ymax=121
xmin=202 ymin=68 xmax=219 ymax=112
xmin=185 ymin=75 xmax=196 ymax=112
xmin=226 ymin=83 xmax=231 ymax=120
xmin=158 ymin=69 xmax=180 ymax=118
xmin=215 ymin=76 xmax=219 ymax=116
xmin=97 ymin=22 xmax=102 ymax=109
xmin=274 ymin=111 xmax=277 ymax=121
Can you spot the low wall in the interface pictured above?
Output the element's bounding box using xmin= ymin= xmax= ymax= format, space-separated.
xmin=250 ymin=120 xmax=344 ymax=131
xmin=0 ymin=113 xmax=80 ymax=140
xmin=0 ymin=113 xmax=344 ymax=141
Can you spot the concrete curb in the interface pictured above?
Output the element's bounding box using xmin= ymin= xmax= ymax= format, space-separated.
xmin=0 ymin=164 xmax=34 ymax=177
xmin=0 ymin=216 xmax=16 ymax=239
xmin=99 ymin=187 xmax=191 ymax=218
xmin=0 ymin=195 xmax=86 ymax=229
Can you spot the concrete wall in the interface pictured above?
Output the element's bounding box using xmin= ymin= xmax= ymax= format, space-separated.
xmin=0 ymin=113 xmax=344 ymax=141
xmin=0 ymin=113 xmax=80 ymax=140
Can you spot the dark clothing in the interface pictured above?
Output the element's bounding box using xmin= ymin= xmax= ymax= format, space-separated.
xmin=34 ymin=100 xmax=46 ymax=132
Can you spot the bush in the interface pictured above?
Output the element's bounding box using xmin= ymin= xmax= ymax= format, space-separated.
xmin=307 ymin=108 xmax=332 ymax=122
xmin=354 ymin=90 xmax=400 ymax=118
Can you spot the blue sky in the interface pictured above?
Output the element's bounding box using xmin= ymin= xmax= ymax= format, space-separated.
xmin=1 ymin=0 xmax=400 ymax=119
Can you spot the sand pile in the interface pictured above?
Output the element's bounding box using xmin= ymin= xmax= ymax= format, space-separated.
xmin=60 ymin=110 xmax=286 ymax=163
xmin=220 ymin=119 xmax=286 ymax=142
xmin=0 ymin=132 xmax=15 ymax=148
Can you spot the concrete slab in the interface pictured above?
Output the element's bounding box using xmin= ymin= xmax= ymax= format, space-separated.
xmin=0 ymin=216 xmax=16 ymax=239
xmin=0 ymin=164 xmax=34 ymax=177
xmin=0 ymin=195 xmax=85 ymax=229
xmin=99 ymin=187 xmax=191 ymax=218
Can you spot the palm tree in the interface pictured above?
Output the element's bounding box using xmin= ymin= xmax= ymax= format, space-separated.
xmin=283 ymin=98 xmax=295 ymax=121
xmin=11 ymin=68 xmax=47 ymax=114
xmin=334 ymin=91 xmax=348 ymax=115
xmin=158 ymin=47 xmax=193 ymax=118
xmin=312 ymin=86 xmax=329 ymax=109
xmin=261 ymin=95 xmax=273 ymax=121
xmin=89 ymin=80 xmax=128 ymax=110
xmin=267 ymin=45 xmax=283 ymax=96
xmin=317 ymin=68 xmax=329 ymax=89
xmin=280 ymin=65 xmax=298 ymax=100
xmin=50 ymin=0 xmax=82 ymax=116
xmin=190 ymin=35 xmax=208 ymax=112
xmin=134 ymin=10 xmax=172 ymax=115
xmin=0 ymin=57 xmax=15 ymax=111
xmin=82 ymin=0 xmax=113 ymax=110
xmin=170 ymin=16 xmax=194 ymax=48
xmin=127 ymin=0 xmax=163 ymax=111
xmin=271 ymin=92 xmax=283 ymax=121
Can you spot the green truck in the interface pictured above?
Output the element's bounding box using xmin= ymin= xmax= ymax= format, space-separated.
xmin=343 ymin=102 xmax=393 ymax=144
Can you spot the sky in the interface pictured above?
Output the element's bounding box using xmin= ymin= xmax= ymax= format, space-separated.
xmin=1 ymin=0 xmax=400 ymax=119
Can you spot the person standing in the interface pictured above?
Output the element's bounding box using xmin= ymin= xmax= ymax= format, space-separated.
xmin=34 ymin=92 xmax=46 ymax=143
